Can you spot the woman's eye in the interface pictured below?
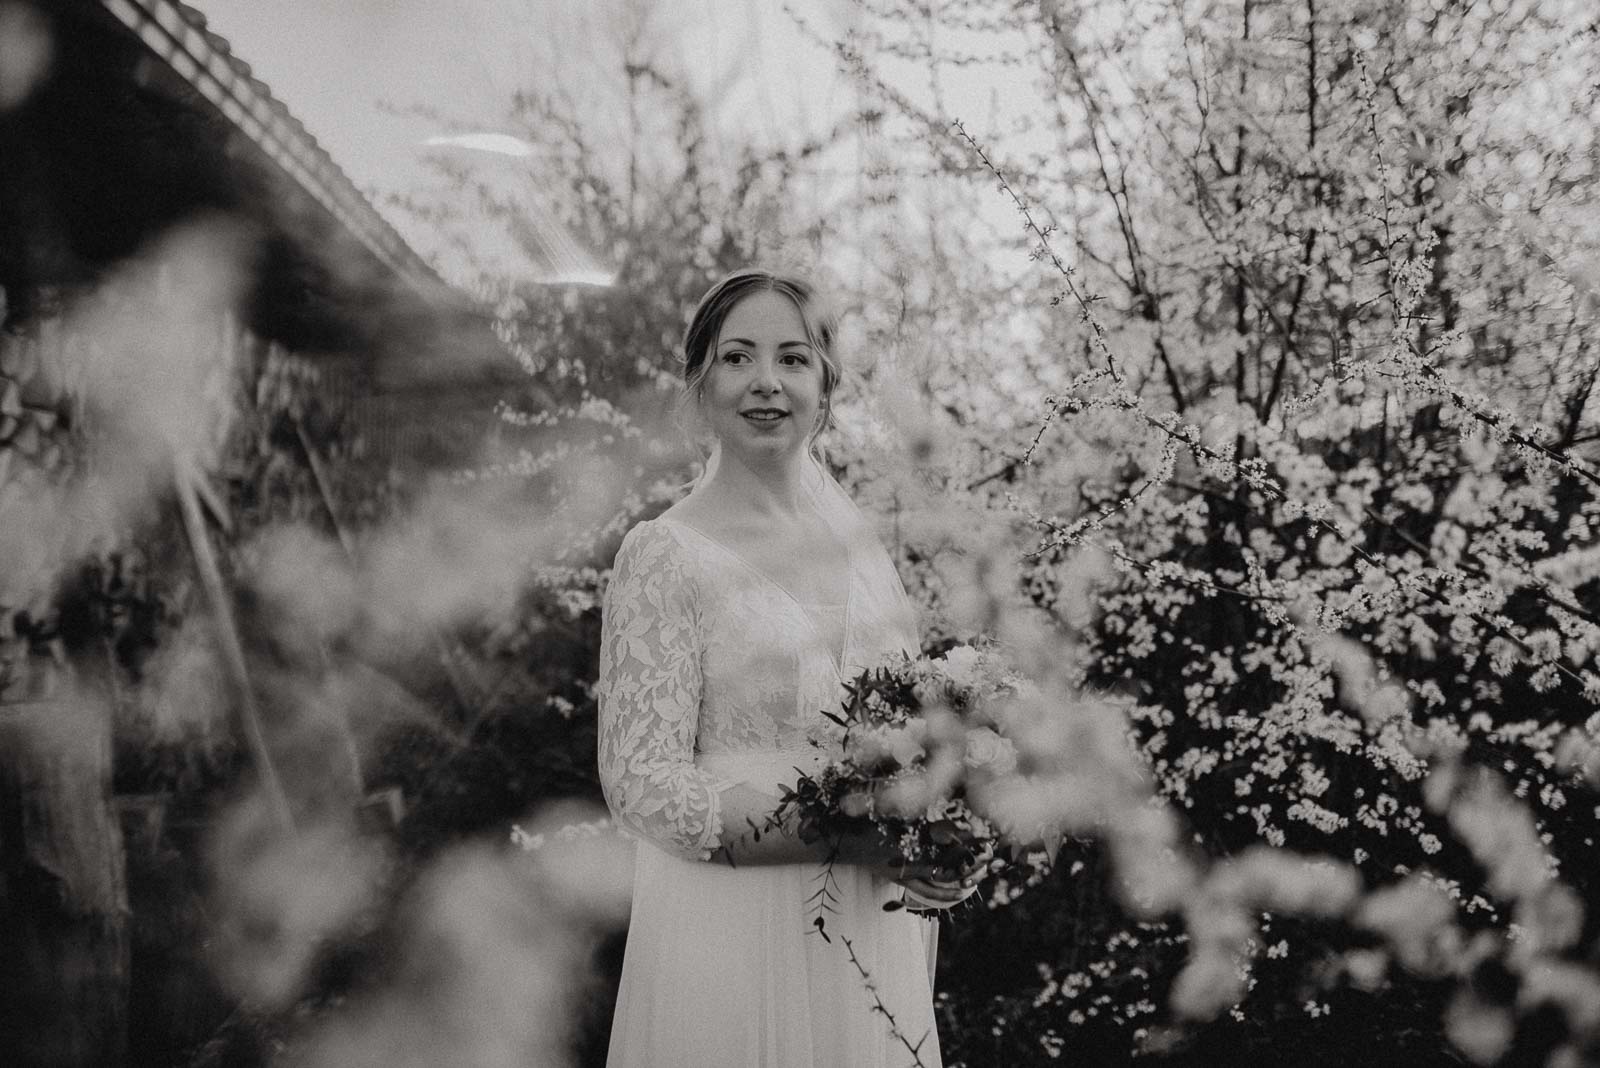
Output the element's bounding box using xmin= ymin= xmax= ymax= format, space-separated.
xmin=722 ymin=350 xmax=749 ymax=363
xmin=781 ymin=352 xmax=809 ymax=366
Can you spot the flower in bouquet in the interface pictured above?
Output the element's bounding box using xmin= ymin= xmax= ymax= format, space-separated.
xmin=962 ymin=725 xmax=1019 ymax=777
xmin=845 ymin=721 xmax=930 ymax=771
xmin=776 ymin=642 xmax=1041 ymax=889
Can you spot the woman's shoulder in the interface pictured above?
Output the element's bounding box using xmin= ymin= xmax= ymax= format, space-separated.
xmin=653 ymin=492 xmax=716 ymax=531
xmin=607 ymin=518 xmax=704 ymax=616
xmin=615 ymin=513 xmax=714 ymax=582
xmin=617 ymin=514 xmax=686 ymax=558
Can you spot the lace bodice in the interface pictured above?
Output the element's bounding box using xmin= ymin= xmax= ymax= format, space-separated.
xmin=597 ymin=510 xmax=919 ymax=860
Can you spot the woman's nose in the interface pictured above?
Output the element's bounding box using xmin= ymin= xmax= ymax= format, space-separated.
xmin=751 ymin=359 xmax=780 ymax=393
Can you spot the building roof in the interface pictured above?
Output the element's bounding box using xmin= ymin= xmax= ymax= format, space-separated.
xmin=100 ymin=0 xmax=444 ymax=298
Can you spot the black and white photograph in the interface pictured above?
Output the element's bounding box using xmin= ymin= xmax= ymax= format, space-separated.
xmin=2 ymin=1 xmax=1599 ymax=1065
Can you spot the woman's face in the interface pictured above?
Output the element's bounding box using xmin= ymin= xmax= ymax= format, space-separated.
xmin=701 ymin=290 xmax=825 ymax=466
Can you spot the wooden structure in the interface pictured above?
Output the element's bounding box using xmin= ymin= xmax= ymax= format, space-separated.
xmin=0 ymin=2 xmax=532 ymax=1065
xmin=1 ymin=0 xmax=529 ymax=468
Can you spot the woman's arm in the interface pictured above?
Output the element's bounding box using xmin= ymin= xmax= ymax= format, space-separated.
xmin=707 ymin=783 xmax=981 ymax=898
xmin=597 ymin=523 xmax=893 ymax=867
xmin=706 ymin=782 xmax=897 ymax=868
xmin=597 ymin=523 xmax=734 ymax=860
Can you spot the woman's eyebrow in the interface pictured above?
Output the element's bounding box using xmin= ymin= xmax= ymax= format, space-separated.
xmin=717 ymin=336 xmax=813 ymax=348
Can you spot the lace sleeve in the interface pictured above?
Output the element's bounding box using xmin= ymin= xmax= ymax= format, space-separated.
xmin=597 ymin=521 xmax=729 ymax=860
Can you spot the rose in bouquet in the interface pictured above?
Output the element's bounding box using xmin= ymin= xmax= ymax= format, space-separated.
xmin=774 ymin=643 xmax=1037 ymax=897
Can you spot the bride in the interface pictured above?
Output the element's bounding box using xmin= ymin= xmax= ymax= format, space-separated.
xmin=597 ymin=268 xmax=976 ymax=1067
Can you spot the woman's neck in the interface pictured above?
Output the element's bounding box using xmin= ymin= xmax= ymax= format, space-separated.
xmin=703 ymin=447 xmax=813 ymax=520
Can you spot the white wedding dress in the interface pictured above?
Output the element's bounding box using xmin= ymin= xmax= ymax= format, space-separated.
xmin=597 ymin=469 xmax=942 ymax=1068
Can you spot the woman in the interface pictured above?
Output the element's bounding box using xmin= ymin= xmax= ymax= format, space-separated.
xmin=597 ymin=268 xmax=974 ymax=1067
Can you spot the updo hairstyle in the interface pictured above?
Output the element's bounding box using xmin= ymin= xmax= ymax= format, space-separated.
xmin=680 ymin=267 xmax=842 ymax=443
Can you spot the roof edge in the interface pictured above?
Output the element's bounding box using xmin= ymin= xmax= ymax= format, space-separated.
xmin=101 ymin=0 xmax=447 ymax=299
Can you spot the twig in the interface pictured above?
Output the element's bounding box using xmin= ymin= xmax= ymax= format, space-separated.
xmin=951 ymin=119 xmax=1123 ymax=386
xmin=1354 ymin=53 xmax=1600 ymax=492
xmin=839 ymin=934 xmax=934 ymax=1068
xmin=1023 ymin=475 xmax=1160 ymax=559
xmin=950 ymin=58 xmax=1600 ymax=697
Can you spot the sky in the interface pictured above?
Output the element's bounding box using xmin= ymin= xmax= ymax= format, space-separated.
xmin=193 ymin=0 xmax=869 ymax=282
xmin=188 ymin=0 xmax=1071 ymax=294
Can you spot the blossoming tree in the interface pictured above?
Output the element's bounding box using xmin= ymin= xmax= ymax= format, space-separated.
xmin=792 ymin=1 xmax=1600 ymax=1063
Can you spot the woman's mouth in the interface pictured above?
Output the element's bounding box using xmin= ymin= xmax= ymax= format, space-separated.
xmin=741 ymin=409 xmax=788 ymax=423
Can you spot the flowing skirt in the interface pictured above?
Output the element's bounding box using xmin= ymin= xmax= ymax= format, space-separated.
xmin=606 ymin=750 xmax=942 ymax=1068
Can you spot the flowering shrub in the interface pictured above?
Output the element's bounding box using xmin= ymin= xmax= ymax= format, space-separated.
xmin=814 ymin=3 xmax=1600 ymax=1064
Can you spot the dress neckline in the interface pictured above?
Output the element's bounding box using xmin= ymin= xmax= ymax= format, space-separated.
xmin=656 ymin=515 xmax=852 ymax=678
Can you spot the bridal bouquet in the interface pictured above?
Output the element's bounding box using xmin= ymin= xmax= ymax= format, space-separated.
xmin=776 ymin=644 xmax=1033 ymax=884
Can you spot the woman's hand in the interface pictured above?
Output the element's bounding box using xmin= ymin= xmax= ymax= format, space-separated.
xmin=896 ymin=840 xmax=992 ymax=910
xmin=896 ymin=871 xmax=977 ymax=910
xmin=831 ymin=823 xmax=992 ymax=911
